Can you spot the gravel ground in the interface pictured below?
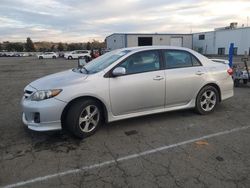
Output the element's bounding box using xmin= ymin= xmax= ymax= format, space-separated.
xmin=0 ymin=57 xmax=250 ymax=188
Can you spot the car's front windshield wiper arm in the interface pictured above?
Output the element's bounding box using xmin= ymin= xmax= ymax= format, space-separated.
xmin=80 ymin=67 xmax=89 ymax=74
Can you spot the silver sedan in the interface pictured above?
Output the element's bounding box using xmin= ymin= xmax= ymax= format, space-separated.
xmin=21 ymin=46 xmax=234 ymax=138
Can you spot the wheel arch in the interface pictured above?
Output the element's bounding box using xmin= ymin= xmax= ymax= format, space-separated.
xmin=61 ymin=96 xmax=108 ymax=129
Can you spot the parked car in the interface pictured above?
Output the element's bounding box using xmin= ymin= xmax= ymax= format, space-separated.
xmin=22 ymin=46 xmax=234 ymax=138
xmin=37 ymin=52 xmax=58 ymax=59
xmin=19 ymin=52 xmax=30 ymax=57
xmin=64 ymin=50 xmax=91 ymax=60
xmin=5 ymin=52 xmax=15 ymax=57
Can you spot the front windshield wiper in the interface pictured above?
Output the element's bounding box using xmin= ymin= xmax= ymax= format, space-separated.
xmin=80 ymin=67 xmax=89 ymax=74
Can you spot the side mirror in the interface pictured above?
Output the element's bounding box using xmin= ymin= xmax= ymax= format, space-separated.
xmin=112 ymin=67 xmax=126 ymax=77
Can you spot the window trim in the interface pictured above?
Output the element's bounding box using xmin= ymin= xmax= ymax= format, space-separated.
xmin=105 ymin=50 xmax=164 ymax=78
xmin=162 ymin=49 xmax=202 ymax=70
xmin=199 ymin=34 xmax=205 ymax=40
xmin=218 ymin=48 xmax=225 ymax=55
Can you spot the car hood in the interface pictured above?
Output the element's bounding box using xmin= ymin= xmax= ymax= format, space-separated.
xmin=29 ymin=69 xmax=88 ymax=90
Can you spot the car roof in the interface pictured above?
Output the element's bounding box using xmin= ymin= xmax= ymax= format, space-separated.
xmin=117 ymin=46 xmax=193 ymax=53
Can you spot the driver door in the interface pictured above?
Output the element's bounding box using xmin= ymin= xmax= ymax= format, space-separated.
xmin=109 ymin=50 xmax=165 ymax=116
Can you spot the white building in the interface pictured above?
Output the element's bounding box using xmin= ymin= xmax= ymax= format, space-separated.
xmin=193 ymin=23 xmax=250 ymax=55
xmin=106 ymin=33 xmax=193 ymax=51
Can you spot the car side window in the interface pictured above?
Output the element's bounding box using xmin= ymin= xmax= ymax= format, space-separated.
xmin=119 ymin=50 xmax=160 ymax=75
xmin=164 ymin=50 xmax=201 ymax=69
xmin=192 ymin=56 xmax=202 ymax=66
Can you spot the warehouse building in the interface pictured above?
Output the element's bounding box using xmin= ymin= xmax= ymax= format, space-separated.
xmin=106 ymin=33 xmax=193 ymax=50
xmin=193 ymin=23 xmax=250 ymax=55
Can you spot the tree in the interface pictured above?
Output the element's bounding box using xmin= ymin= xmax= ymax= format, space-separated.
xmin=67 ymin=43 xmax=82 ymax=51
xmin=51 ymin=44 xmax=55 ymax=51
xmin=5 ymin=42 xmax=12 ymax=51
xmin=25 ymin=37 xmax=35 ymax=52
xmin=57 ymin=42 xmax=64 ymax=51
xmin=5 ymin=42 xmax=24 ymax=52
xmin=91 ymin=40 xmax=105 ymax=49
xmin=13 ymin=43 xmax=24 ymax=52
xmin=86 ymin=42 xmax=91 ymax=50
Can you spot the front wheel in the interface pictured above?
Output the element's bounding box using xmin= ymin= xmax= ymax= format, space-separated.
xmin=195 ymin=86 xmax=219 ymax=115
xmin=65 ymin=99 xmax=103 ymax=138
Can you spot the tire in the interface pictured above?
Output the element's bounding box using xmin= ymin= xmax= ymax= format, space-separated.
xmin=234 ymin=79 xmax=240 ymax=87
xmin=243 ymin=79 xmax=248 ymax=84
xmin=195 ymin=85 xmax=219 ymax=115
xmin=68 ymin=56 xmax=73 ymax=60
xmin=39 ymin=56 xmax=43 ymax=59
xmin=52 ymin=56 xmax=56 ymax=59
xmin=65 ymin=99 xmax=103 ymax=139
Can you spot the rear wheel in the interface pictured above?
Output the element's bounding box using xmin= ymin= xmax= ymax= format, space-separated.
xmin=52 ymin=56 xmax=56 ymax=59
xmin=65 ymin=99 xmax=103 ymax=138
xmin=39 ymin=56 xmax=43 ymax=59
xmin=243 ymin=79 xmax=248 ymax=84
xmin=68 ymin=56 xmax=73 ymax=60
xmin=195 ymin=86 xmax=219 ymax=115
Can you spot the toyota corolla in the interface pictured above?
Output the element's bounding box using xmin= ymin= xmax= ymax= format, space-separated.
xmin=21 ymin=46 xmax=234 ymax=138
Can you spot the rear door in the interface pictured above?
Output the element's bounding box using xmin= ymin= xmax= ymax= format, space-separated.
xmin=109 ymin=50 xmax=165 ymax=116
xmin=163 ymin=50 xmax=207 ymax=107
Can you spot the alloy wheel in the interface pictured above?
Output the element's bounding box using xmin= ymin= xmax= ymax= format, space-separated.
xmin=200 ymin=90 xmax=217 ymax=112
xmin=79 ymin=105 xmax=100 ymax=133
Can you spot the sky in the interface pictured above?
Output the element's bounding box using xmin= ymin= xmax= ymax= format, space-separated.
xmin=0 ymin=0 xmax=250 ymax=42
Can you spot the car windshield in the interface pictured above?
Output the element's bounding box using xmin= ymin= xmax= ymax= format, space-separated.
xmin=79 ymin=50 xmax=131 ymax=74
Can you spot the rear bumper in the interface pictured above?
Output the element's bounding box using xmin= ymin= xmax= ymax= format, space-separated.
xmin=221 ymin=89 xmax=234 ymax=101
xmin=21 ymin=97 xmax=67 ymax=131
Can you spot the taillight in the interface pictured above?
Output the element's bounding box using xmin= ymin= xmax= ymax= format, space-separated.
xmin=227 ymin=68 xmax=233 ymax=76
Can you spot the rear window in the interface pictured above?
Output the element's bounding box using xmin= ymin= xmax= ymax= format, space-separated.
xmin=163 ymin=50 xmax=201 ymax=69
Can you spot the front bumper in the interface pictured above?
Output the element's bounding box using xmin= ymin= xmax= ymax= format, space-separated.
xmin=21 ymin=97 xmax=67 ymax=131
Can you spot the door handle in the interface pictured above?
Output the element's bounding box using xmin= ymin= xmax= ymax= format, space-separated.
xmin=195 ymin=71 xmax=205 ymax=76
xmin=153 ymin=76 xmax=164 ymax=80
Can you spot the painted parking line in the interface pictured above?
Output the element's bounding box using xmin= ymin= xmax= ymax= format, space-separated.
xmin=3 ymin=125 xmax=250 ymax=188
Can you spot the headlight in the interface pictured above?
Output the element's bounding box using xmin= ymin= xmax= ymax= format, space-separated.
xmin=30 ymin=89 xmax=62 ymax=101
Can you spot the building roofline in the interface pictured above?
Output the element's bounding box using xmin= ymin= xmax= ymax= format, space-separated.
xmin=193 ymin=26 xmax=250 ymax=34
xmin=106 ymin=26 xmax=250 ymax=39
xmin=106 ymin=33 xmax=192 ymax=39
